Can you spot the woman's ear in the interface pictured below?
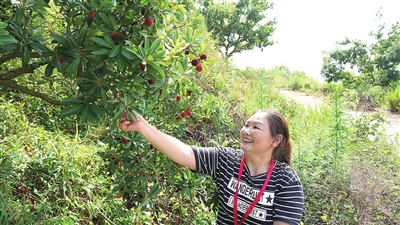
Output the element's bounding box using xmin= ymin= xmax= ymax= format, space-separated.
xmin=272 ymin=134 xmax=283 ymax=147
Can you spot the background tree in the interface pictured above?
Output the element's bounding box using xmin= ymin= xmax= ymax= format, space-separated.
xmin=321 ymin=21 xmax=400 ymax=88
xmin=201 ymin=0 xmax=276 ymax=58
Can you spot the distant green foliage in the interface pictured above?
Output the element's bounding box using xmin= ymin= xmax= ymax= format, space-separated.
xmin=201 ymin=0 xmax=276 ymax=58
xmin=386 ymin=85 xmax=400 ymax=112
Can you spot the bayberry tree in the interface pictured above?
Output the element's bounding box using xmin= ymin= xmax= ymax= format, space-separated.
xmin=201 ymin=0 xmax=277 ymax=58
xmin=0 ymin=0 xmax=216 ymax=222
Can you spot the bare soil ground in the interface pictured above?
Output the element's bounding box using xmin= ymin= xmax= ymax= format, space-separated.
xmin=279 ymin=89 xmax=400 ymax=137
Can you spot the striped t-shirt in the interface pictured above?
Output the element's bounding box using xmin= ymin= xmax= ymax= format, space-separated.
xmin=192 ymin=146 xmax=304 ymax=225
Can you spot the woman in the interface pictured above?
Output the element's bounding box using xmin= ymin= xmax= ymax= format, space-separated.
xmin=119 ymin=109 xmax=304 ymax=225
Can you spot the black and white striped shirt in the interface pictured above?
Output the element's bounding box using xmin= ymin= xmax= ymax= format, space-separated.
xmin=192 ymin=146 xmax=304 ymax=225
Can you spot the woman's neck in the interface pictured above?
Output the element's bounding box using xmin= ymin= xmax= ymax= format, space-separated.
xmin=245 ymin=152 xmax=273 ymax=176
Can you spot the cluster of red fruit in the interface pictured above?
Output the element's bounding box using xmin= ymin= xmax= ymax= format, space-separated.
xmin=203 ymin=117 xmax=213 ymax=124
xmin=185 ymin=50 xmax=207 ymax=72
xmin=176 ymin=108 xmax=193 ymax=120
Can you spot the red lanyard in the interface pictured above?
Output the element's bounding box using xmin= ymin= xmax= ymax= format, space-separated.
xmin=234 ymin=155 xmax=274 ymax=225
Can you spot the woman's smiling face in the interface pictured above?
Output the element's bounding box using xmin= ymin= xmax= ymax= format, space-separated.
xmin=240 ymin=112 xmax=277 ymax=154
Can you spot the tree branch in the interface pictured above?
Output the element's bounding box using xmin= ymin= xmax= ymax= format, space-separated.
xmin=0 ymin=51 xmax=41 ymax=65
xmin=0 ymin=61 xmax=47 ymax=80
xmin=0 ymin=79 xmax=68 ymax=106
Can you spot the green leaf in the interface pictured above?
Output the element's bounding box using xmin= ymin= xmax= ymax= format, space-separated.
xmin=91 ymin=37 xmax=113 ymax=48
xmin=61 ymin=98 xmax=84 ymax=104
xmin=45 ymin=63 xmax=54 ymax=77
xmin=0 ymin=43 xmax=17 ymax=54
xmin=149 ymin=183 xmax=161 ymax=196
xmin=0 ymin=36 xmax=18 ymax=45
xmin=148 ymin=61 xmax=165 ymax=78
xmin=93 ymin=48 xmax=110 ymax=56
xmin=61 ymin=104 xmax=84 ymax=117
xmin=144 ymin=38 xmax=150 ymax=54
xmin=98 ymin=12 xmax=113 ymax=28
xmin=22 ymin=45 xmax=30 ymax=71
xmin=108 ymin=45 xmax=121 ymax=57
xmin=148 ymin=39 xmax=161 ymax=55
xmin=65 ymin=58 xmax=80 ymax=77
xmin=113 ymin=106 xmax=126 ymax=125
xmin=100 ymin=88 xmax=108 ymax=107
xmin=50 ymin=34 xmax=69 ymax=46
xmin=121 ymin=49 xmax=139 ymax=60
xmin=117 ymin=57 xmax=125 ymax=71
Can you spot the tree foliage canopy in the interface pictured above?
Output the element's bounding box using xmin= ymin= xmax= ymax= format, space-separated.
xmin=321 ymin=20 xmax=400 ymax=88
xmin=202 ymin=0 xmax=276 ymax=58
xmin=0 ymin=0 xmax=207 ymax=125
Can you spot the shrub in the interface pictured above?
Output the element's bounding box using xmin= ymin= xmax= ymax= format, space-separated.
xmin=386 ymin=85 xmax=400 ymax=112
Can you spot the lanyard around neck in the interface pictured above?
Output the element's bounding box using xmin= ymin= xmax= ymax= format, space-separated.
xmin=234 ymin=155 xmax=274 ymax=225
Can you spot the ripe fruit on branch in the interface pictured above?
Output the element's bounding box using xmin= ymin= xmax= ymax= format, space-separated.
xmin=145 ymin=17 xmax=153 ymax=27
xmin=126 ymin=201 xmax=135 ymax=210
xmin=200 ymin=53 xmax=207 ymax=60
xmin=58 ymin=56 xmax=64 ymax=63
xmin=111 ymin=32 xmax=118 ymax=40
xmin=88 ymin=11 xmax=95 ymax=19
xmin=121 ymin=137 xmax=128 ymax=143
xmin=191 ymin=59 xmax=199 ymax=66
xmin=184 ymin=49 xmax=190 ymax=55
xmin=140 ymin=8 xmax=146 ymax=15
xmin=140 ymin=63 xmax=146 ymax=71
xmin=196 ymin=64 xmax=203 ymax=72
xmin=176 ymin=95 xmax=181 ymax=101
xmin=159 ymin=88 xmax=163 ymax=95
xmin=148 ymin=79 xmax=155 ymax=84
xmin=181 ymin=112 xmax=187 ymax=118
xmin=114 ymin=158 xmax=121 ymax=165
xmin=186 ymin=110 xmax=192 ymax=117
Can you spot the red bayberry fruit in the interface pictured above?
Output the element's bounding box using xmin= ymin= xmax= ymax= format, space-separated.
xmin=200 ymin=53 xmax=207 ymax=60
xmin=184 ymin=49 xmax=190 ymax=55
xmin=114 ymin=158 xmax=121 ymax=165
xmin=111 ymin=32 xmax=118 ymax=40
xmin=121 ymin=137 xmax=128 ymax=143
xmin=58 ymin=56 xmax=64 ymax=63
xmin=191 ymin=59 xmax=199 ymax=66
xmin=176 ymin=95 xmax=181 ymax=101
xmin=140 ymin=8 xmax=146 ymax=15
xmin=203 ymin=117 xmax=208 ymax=123
xmin=181 ymin=112 xmax=187 ymax=118
xmin=148 ymin=79 xmax=155 ymax=84
xmin=140 ymin=63 xmax=146 ymax=71
xmin=126 ymin=201 xmax=135 ymax=210
xmin=176 ymin=115 xmax=181 ymax=120
xmin=196 ymin=64 xmax=203 ymax=72
xmin=88 ymin=11 xmax=95 ymax=19
xmin=159 ymin=88 xmax=163 ymax=95
xmin=186 ymin=110 xmax=192 ymax=117
xmin=138 ymin=193 xmax=144 ymax=199
xmin=144 ymin=17 xmax=153 ymax=27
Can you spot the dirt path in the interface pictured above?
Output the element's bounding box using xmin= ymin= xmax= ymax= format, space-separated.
xmin=279 ymin=89 xmax=400 ymax=137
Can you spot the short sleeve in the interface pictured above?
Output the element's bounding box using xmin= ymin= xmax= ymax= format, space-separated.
xmin=273 ymin=166 xmax=304 ymax=224
xmin=191 ymin=146 xmax=220 ymax=178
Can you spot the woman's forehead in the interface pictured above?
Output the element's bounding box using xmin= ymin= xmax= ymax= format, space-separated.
xmin=247 ymin=112 xmax=268 ymax=123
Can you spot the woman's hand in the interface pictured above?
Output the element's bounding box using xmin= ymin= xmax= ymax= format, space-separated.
xmin=119 ymin=110 xmax=146 ymax=133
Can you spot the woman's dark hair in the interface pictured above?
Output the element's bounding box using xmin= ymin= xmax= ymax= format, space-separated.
xmin=259 ymin=110 xmax=292 ymax=165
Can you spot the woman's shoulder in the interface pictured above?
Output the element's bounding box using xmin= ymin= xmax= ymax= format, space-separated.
xmin=274 ymin=160 xmax=302 ymax=184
